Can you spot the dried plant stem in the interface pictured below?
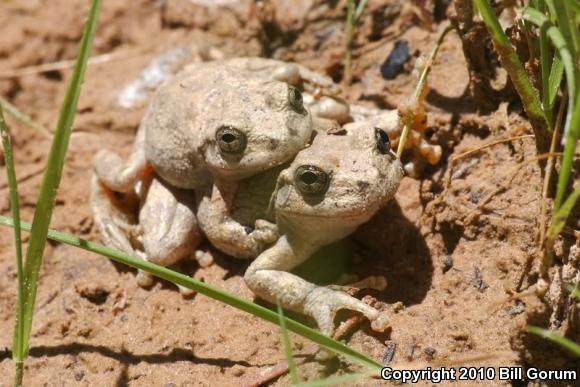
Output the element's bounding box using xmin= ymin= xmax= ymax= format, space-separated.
xmin=537 ymin=91 xmax=566 ymax=277
xmin=396 ymin=23 xmax=453 ymax=158
xmin=0 ymin=48 xmax=145 ymax=79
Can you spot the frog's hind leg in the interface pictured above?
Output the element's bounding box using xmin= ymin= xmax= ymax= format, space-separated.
xmin=90 ymin=174 xmax=143 ymax=260
xmin=138 ymin=177 xmax=202 ymax=296
xmin=245 ymin=236 xmax=389 ymax=339
xmin=93 ymin=123 xmax=148 ymax=193
xmin=91 ymin=173 xmax=202 ymax=295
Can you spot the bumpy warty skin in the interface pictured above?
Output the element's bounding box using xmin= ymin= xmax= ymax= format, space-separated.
xmin=144 ymin=61 xmax=314 ymax=189
xmin=245 ymin=123 xmax=403 ymax=337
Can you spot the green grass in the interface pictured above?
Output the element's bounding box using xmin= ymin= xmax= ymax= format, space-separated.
xmin=474 ymin=0 xmax=579 ymax=362
xmin=1 ymin=1 xmax=102 ymax=385
xmin=344 ymin=0 xmax=368 ymax=81
xmin=474 ymin=0 xmax=550 ymax=151
xmin=0 ymin=96 xmax=52 ymax=139
xmin=0 ymin=0 xmax=386 ymax=383
xmin=0 ymin=106 xmax=24 ymax=386
xmin=527 ymin=326 xmax=580 ymax=357
xmin=277 ymin=298 xmax=299 ymax=384
xmin=0 ymin=215 xmax=383 ymax=373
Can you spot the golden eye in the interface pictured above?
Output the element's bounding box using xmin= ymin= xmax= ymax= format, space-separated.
xmin=216 ymin=125 xmax=247 ymax=154
xmin=374 ymin=127 xmax=391 ymax=154
xmin=288 ymin=86 xmax=306 ymax=114
xmin=294 ymin=165 xmax=329 ymax=195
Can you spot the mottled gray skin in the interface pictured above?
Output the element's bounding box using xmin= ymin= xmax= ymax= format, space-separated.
xmin=196 ymin=113 xmax=402 ymax=260
xmin=196 ymin=164 xmax=284 ymax=259
xmin=244 ymin=123 xmax=404 ymax=337
xmin=91 ymin=60 xmax=316 ymax=289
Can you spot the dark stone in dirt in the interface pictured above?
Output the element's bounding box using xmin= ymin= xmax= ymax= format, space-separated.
xmin=74 ymin=370 xmax=85 ymax=381
xmin=441 ymin=255 xmax=454 ymax=273
xmin=380 ymin=40 xmax=410 ymax=79
xmin=423 ymin=347 xmax=436 ymax=359
xmin=382 ymin=341 xmax=397 ymax=365
xmin=472 ymin=266 xmax=489 ymax=292
xmin=508 ymin=300 xmax=525 ymax=316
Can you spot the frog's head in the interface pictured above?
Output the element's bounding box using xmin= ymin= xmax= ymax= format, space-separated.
xmin=201 ymin=77 xmax=313 ymax=181
xmin=274 ymin=123 xmax=403 ymax=240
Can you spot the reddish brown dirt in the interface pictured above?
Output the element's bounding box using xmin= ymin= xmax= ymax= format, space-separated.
xmin=0 ymin=1 xmax=578 ymax=386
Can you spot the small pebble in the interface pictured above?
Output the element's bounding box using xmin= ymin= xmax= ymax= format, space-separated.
xmin=380 ymin=40 xmax=410 ymax=79
xmin=407 ymin=339 xmax=415 ymax=361
xmin=423 ymin=347 xmax=436 ymax=359
xmin=231 ymin=364 xmax=246 ymax=377
xmin=508 ymin=300 xmax=525 ymax=316
xmin=470 ymin=191 xmax=480 ymax=204
xmin=74 ymin=370 xmax=85 ymax=381
xmin=75 ymin=371 xmax=85 ymax=382
xmin=441 ymin=255 xmax=454 ymax=273
xmin=472 ymin=267 xmax=489 ymax=292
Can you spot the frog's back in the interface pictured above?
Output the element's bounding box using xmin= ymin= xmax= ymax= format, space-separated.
xmin=142 ymin=64 xmax=244 ymax=190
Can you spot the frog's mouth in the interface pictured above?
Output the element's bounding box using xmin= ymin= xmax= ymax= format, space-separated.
xmin=274 ymin=184 xmax=375 ymax=220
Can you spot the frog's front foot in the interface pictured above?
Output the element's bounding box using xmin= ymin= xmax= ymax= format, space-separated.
xmin=303 ymin=287 xmax=390 ymax=337
xmin=250 ymin=219 xmax=279 ymax=246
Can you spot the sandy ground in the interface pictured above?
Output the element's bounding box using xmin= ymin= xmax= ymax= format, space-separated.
xmin=0 ymin=1 xmax=578 ymax=386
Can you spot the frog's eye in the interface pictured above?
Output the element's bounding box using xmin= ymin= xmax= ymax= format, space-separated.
xmin=216 ymin=125 xmax=247 ymax=155
xmin=294 ymin=165 xmax=329 ymax=195
xmin=374 ymin=127 xmax=391 ymax=154
xmin=288 ymin=86 xmax=306 ymax=114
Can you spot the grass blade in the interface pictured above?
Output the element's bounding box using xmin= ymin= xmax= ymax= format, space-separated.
xmin=554 ymin=93 xmax=580 ymax=210
xmin=547 ymin=186 xmax=580 ymax=241
xmin=0 ymin=215 xmax=384 ymax=371
xmin=545 ymin=0 xmax=578 ymax=58
xmin=523 ymin=6 xmax=576 ymax=139
xmin=277 ymin=298 xmax=299 ymax=385
xmin=474 ymin=0 xmax=550 ymax=151
xmin=568 ymin=0 xmax=580 ymax=14
xmin=547 ymin=54 xmax=563 ymax=111
xmin=0 ymin=106 xmax=25 ymax=384
xmin=527 ymin=326 xmax=580 ymax=356
xmin=535 ymin=1 xmax=553 ymax=123
xmin=353 ymin=0 xmax=369 ymax=25
xmin=0 ymin=96 xmax=52 ymax=139
xmin=18 ymin=0 xmax=102 ymax=359
xmin=569 ymin=283 xmax=580 ymax=299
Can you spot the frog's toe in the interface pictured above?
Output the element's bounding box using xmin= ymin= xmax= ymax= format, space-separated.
xmin=403 ymin=161 xmax=417 ymax=177
xmin=136 ymin=270 xmax=154 ymax=288
xmin=370 ymin=313 xmax=389 ymax=332
xmin=177 ymin=284 xmax=196 ymax=297
xmin=252 ymin=220 xmax=279 ymax=244
xmin=194 ymin=250 xmax=214 ymax=268
xmin=305 ymin=287 xmax=386 ymax=336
